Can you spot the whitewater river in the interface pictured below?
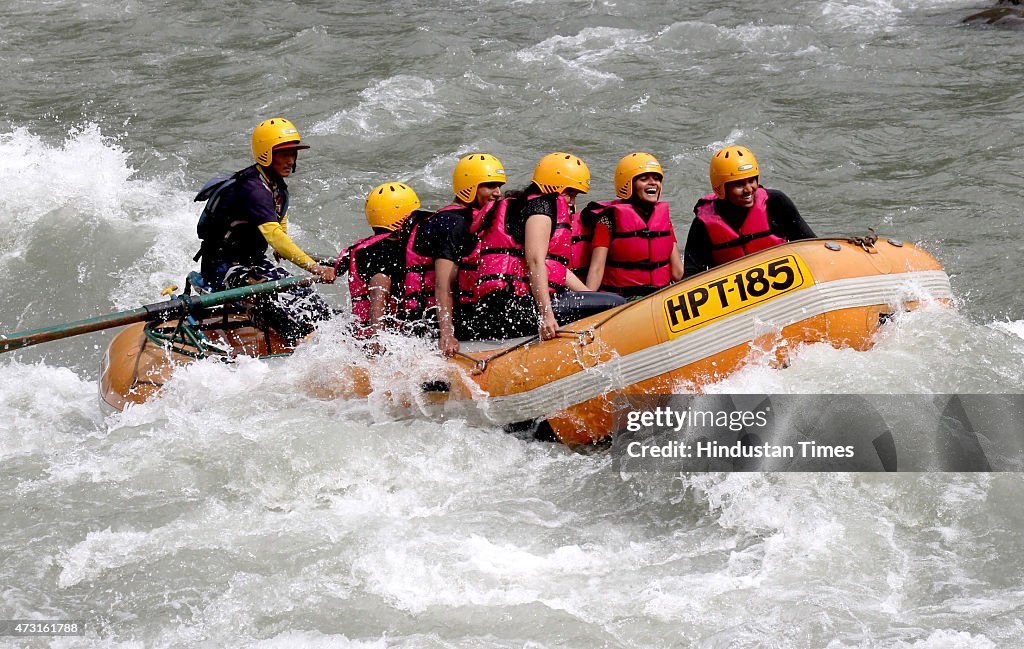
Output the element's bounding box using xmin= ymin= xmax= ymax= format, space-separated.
xmin=1 ymin=0 xmax=1023 ymax=646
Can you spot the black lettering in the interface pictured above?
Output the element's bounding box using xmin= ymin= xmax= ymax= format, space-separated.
xmin=665 ymin=296 xmax=690 ymax=327
xmin=708 ymin=278 xmax=730 ymax=308
xmin=733 ymin=272 xmax=747 ymax=300
xmin=687 ymin=287 xmax=710 ymax=317
xmin=746 ymin=267 xmax=770 ymax=297
xmin=768 ymin=259 xmax=796 ymax=290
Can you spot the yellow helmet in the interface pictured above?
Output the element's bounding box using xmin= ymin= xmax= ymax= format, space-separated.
xmin=709 ymin=145 xmax=759 ymax=199
xmin=453 ymin=153 xmax=506 ymax=203
xmin=532 ymin=152 xmax=590 ymax=195
xmin=251 ymin=117 xmax=309 ymax=167
xmin=365 ymin=182 xmax=421 ymax=231
xmin=614 ymin=152 xmax=664 ymax=199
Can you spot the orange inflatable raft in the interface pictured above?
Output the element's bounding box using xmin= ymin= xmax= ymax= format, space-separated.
xmin=100 ymin=237 xmax=952 ymax=446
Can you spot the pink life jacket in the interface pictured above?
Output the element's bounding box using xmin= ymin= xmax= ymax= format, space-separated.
xmin=402 ymin=203 xmax=490 ymax=318
xmin=340 ymin=232 xmax=396 ymax=335
xmin=453 ymin=200 xmax=496 ymax=307
xmin=694 ymin=187 xmax=786 ymax=266
xmin=599 ymin=200 xmax=676 ymax=294
xmin=475 ymin=193 xmax=571 ymax=300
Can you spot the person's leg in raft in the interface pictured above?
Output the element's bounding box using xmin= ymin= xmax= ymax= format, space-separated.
xmin=551 ymin=291 xmax=626 ymax=325
xmin=472 ymin=292 xmax=538 ymax=340
xmin=225 ymin=260 xmax=332 ymax=345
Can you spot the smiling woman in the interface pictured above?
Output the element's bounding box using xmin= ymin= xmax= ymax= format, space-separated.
xmin=581 ymin=151 xmax=684 ymax=299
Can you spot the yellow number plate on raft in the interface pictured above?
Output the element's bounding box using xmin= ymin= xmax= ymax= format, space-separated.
xmin=662 ymin=254 xmax=813 ymax=337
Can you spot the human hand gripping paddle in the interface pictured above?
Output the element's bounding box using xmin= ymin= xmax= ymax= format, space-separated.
xmin=0 ymin=275 xmax=315 ymax=354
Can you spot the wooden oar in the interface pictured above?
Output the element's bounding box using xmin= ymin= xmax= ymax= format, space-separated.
xmin=0 ymin=275 xmax=314 ymax=353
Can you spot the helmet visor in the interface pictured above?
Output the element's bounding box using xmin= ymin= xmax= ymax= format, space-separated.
xmin=273 ymin=141 xmax=310 ymax=152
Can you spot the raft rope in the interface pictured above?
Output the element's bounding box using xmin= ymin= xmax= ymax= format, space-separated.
xmin=456 ymin=314 xmax=618 ymax=374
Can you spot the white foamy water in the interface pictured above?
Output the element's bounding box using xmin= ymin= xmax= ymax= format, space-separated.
xmin=2 ymin=305 xmax=1022 ymax=646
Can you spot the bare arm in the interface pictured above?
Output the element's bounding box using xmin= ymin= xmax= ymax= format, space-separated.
xmin=367 ymin=273 xmax=391 ymax=333
xmin=524 ymin=213 xmax=558 ymax=340
xmin=585 ymin=246 xmax=609 ymax=291
xmin=669 ymin=246 xmax=684 ymax=282
xmin=434 ymin=258 xmax=459 ymax=356
xmin=565 ymin=269 xmax=590 ymax=292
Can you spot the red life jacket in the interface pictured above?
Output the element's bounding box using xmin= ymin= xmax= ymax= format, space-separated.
xmin=402 ymin=203 xmax=490 ymax=318
xmin=475 ymin=193 xmax=571 ymax=300
xmin=694 ymin=188 xmax=786 ymax=266
xmin=571 ymin=200 xmax=609 ymax=277
xmin=338 ymin=231 xmax=397 ymax=337
xmin=599 ymin=200 xmax=676 ymax=294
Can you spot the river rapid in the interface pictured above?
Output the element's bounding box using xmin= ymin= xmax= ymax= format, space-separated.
xmin=1 ymin=1 xmax=1023 ymax=647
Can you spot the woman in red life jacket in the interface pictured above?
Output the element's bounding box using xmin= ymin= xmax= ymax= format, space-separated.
xmin=683 ymin=145 xmax=815 ymax=276
xmin=403 ymin=153 xmax=505 ymax=356
xmin=473 ymin=152 xmax=625 ymax=341
xmin=337 ymin=182 xmax=422 ymax=341
xmin=582 ymin=152 xmax=684 ymax=299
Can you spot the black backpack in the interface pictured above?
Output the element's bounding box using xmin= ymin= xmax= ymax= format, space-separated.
xmin=192 ymin=170 xmax=245 ymax=263
xmin=195 ymin=172 xmax=240 ymax=234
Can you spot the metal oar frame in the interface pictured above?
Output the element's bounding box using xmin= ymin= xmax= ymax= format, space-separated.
xmin=141 ymin=280 xmax=290 ymax=361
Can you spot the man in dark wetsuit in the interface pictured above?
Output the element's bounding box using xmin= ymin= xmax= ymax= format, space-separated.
xmin=683 ymin=145 xmax=815 ymax=277
xmin=409 ymin=206 xmax=478 ymax=345
xmin=195 ymin=117 xmax=335 ymax=345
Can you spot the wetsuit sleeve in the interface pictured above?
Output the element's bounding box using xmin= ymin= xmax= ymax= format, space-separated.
xmin=355 ymin=238 xmax=404 ymax=288
xmin=438 ymin=212 xmax=472 ymax=261
xmin=578 ymin=202 xmax=604 ymax=229
xmin=353 ymin=242 xmax=378 ymax=281
xmin=682 ymin=216 xmax=714 ymax=277
xmin=767 ymin=189 xmax=816 ymax=240
xmin=258 ymin=221 xmax=316 ymax=270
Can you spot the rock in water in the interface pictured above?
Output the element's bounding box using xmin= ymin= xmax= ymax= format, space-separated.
xmin=962 ymin=6 xmax=1024 ymax=28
